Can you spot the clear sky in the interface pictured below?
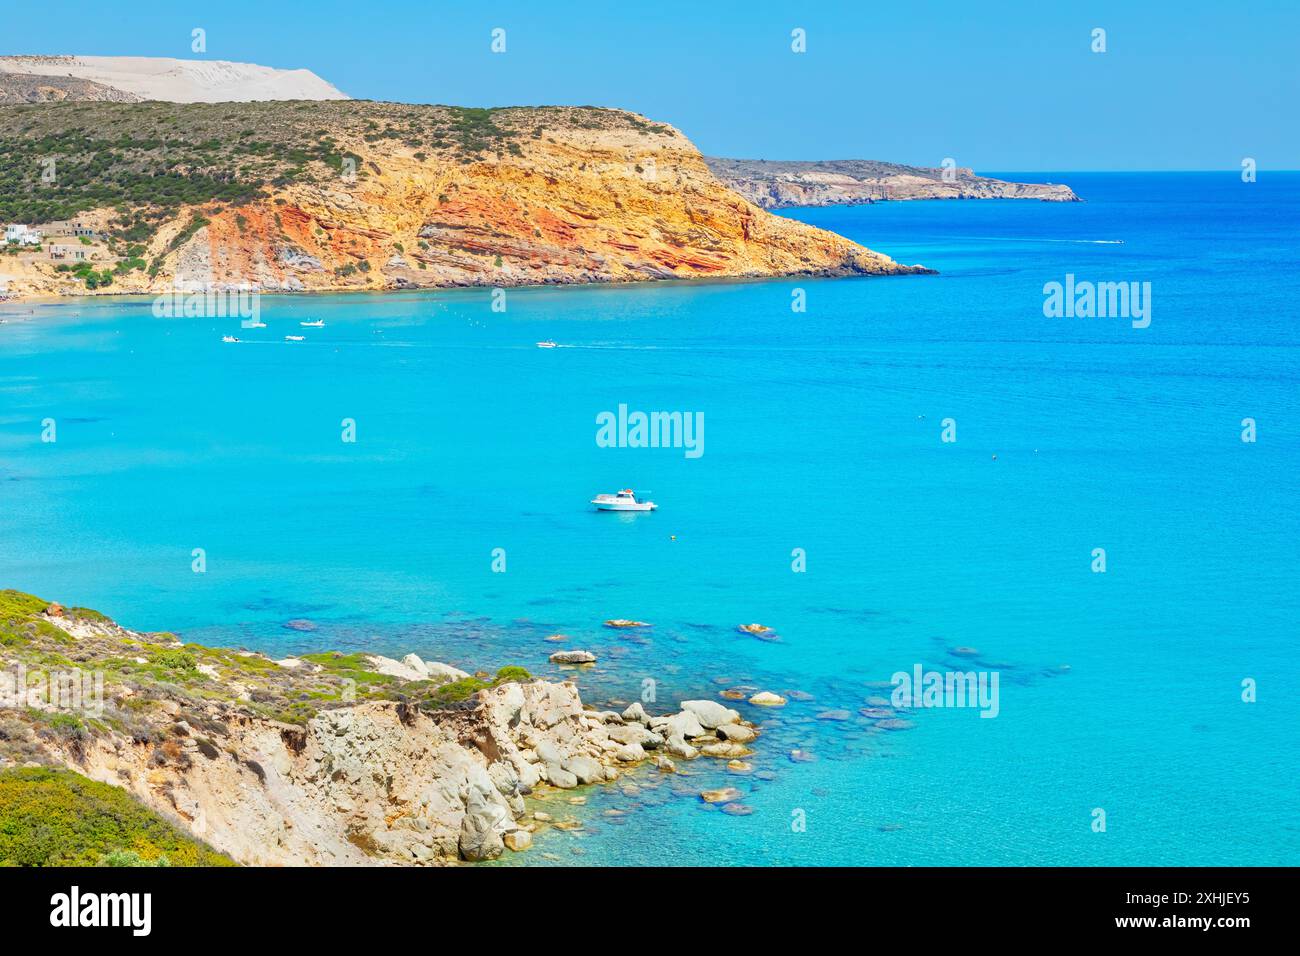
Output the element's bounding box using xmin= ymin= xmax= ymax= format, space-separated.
xmin=3 ymin=0 xmax=1296 ymax=171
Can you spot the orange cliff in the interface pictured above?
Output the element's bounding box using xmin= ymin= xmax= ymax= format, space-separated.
xmin=1 ymin=105 xmax=934 ymax=299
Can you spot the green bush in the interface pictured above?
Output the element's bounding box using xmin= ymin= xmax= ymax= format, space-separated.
xmin=153 ymin=650 xmax=197 ymax=673
xmin=0 ymin=766 xmax=234 ymax=866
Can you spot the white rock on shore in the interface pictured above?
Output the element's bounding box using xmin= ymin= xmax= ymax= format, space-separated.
xmin=365 ymin=653 xmax=469 ymax=683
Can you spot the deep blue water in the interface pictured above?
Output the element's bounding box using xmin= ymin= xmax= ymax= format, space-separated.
xmin=2 ymin=172 xmax=1297 ymax=865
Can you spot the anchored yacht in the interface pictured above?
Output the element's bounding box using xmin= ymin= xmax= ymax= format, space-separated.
xmin=591 ymin=489 xmax=656 ymax=512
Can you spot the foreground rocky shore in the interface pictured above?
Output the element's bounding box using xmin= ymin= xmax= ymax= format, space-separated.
xmin=0 ymin=591 xmax=762 ymax=865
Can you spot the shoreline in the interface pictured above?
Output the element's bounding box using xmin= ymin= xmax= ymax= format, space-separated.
xmin=0 ymin=590 xmax=779 ymax=865
xmin=0 ymin=265 xmax=936 ymax=307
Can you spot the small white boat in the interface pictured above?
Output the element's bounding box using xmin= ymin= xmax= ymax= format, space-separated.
xmin=591 ymin=489 xmax=657 ymax=512
xmin=537 ymin=340 xmax=558 ymax=349
xmin=244 ymin=320 xmax=267 ymax=329
xmin=222 ymin=335 xmax=240 ymax=343
xmin=285 ymin=335 xmax=305 ymax=342
xmin=300 ymin=320 xmax=325 ymax=328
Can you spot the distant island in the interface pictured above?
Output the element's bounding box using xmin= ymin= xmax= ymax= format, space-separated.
xmin=704 ymin=157 xmax=1080 ymax=207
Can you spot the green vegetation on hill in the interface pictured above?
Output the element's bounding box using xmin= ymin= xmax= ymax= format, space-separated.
xmin=0 ymin=766 xmax=234 ymax=866
xmin=0 ymin=100 xmax=672 ymax=243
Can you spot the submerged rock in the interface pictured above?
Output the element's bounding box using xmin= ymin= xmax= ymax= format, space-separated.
xmin=699 ymin=742 xmax=754 ymax=759
xmin=816 ymin=709 xmax=851 ymax=721
xmin=700 ymin=787 xmax=743 ymax=804
xmin=875 ymin=718 xmax=916 ymax=731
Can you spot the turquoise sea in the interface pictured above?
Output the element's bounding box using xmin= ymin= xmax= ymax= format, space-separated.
xmin=2 ymin=172 xmax=1297 ymax=865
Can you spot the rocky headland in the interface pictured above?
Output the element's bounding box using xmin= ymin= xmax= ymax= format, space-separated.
xmin=704 ymin=157 xmax=1080 ymax=207
xmin=0 ymin=100 xmax=931 ymax=301
xmin=0 ymin=590 xmax=763 ymax=865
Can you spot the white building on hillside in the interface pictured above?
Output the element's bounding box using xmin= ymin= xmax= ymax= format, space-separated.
xmin=4 ymin=225 xmax=42 ymax=246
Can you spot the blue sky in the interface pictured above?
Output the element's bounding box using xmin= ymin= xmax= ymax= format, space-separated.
xmin=3 ymin=0 xmax=1296 ymax=171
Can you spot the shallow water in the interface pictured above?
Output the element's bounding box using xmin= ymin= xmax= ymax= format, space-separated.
xmin=2 ymin=172 xmax=1298 ymax=864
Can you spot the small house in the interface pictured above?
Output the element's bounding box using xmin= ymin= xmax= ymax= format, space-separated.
xmin=4 ymin=225 xmax=42 ymax=246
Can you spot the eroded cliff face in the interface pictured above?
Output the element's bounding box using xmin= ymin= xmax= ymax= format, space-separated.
xmin=169 ymin=113 xmax=926 ymax=292
xmin=0 ymin=103 xmax=929 ymax=300
xmin=56 ymin=683 xmax=609 ymax=866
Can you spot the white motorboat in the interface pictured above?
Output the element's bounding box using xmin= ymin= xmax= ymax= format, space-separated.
xmin=244 ymin=320 xmax=267 ymax=329
xmin=222 ymin=335 xmax=240 ymax=343
xmin=591 ymin=489 xmax=656 ymax=512
xmin=537 ymin=340 xmax=558 ymax=349
xmin=285 ymin=335 xmax=305 ymax=342
xmin=300 ymin=320 xmax=325 ymax=328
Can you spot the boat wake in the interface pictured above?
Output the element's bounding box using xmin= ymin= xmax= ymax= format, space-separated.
xmin=930 ymin=235 xmax=1125 ymax=245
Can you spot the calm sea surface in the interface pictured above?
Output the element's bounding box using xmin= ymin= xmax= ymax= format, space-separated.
xmin=2 ymin=172 xmax=1297 ymax=864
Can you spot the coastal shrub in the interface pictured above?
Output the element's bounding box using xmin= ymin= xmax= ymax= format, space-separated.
xmin=494 ymin=666 xmax=530 ymax=683
xmin=427 ymin=676 xmax=489 ymax=704
xmin=41 ymin=713 xmax=86 ymax=741
xmin=153 ymin=650 xmax=197 ymax=674
xmin=0 ymin=766 xmax=234 ymax=866
xmin=99 ymin=850 xmax=171 ymax=867
xmin=0 ymin=589 xmax=66 ymax=646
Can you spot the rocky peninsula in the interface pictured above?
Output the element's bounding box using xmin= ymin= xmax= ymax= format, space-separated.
xmin=0 ymin=590 xmax=762 ymax=865
xmin=0 ymin=100 xmax=930 ymax=301
xmin=704 ymin=157 xmax=1079 ymax=208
